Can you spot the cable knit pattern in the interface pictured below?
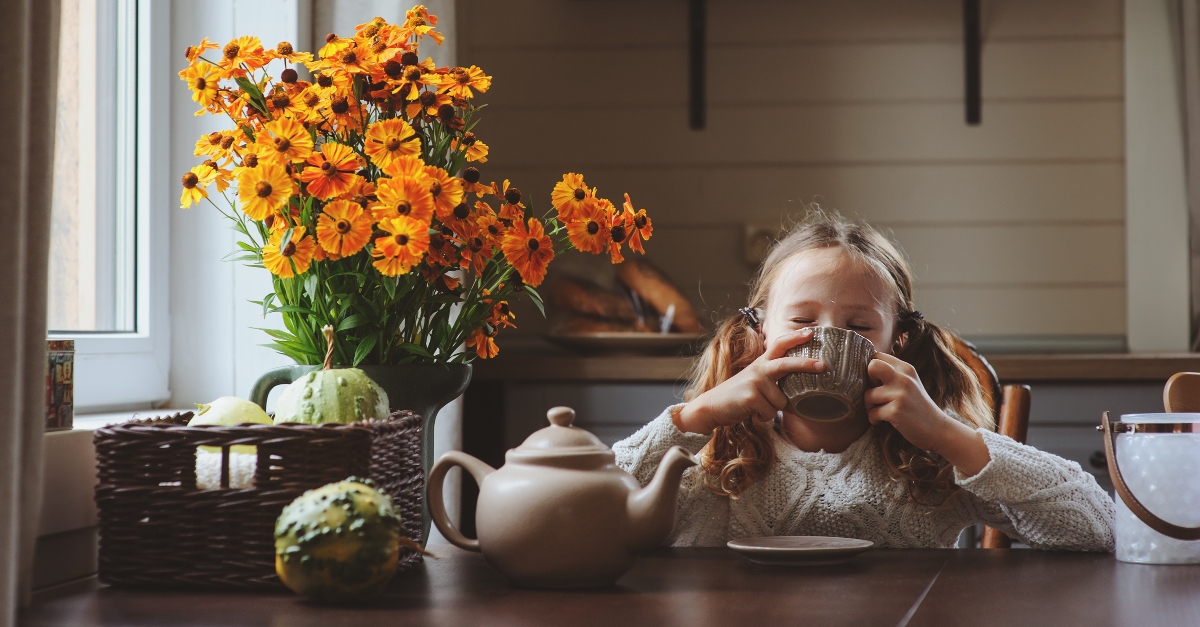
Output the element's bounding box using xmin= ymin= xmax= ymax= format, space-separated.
xmin=612 ymin=405 xmax=1115 ymax=551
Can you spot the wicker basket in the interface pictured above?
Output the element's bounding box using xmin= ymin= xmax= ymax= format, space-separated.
xmin=93 ymin=410 xmax=424 ymax=590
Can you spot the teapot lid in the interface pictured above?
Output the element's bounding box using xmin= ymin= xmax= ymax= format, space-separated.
xmin=510 ymin=407 xmax=613 ymax=462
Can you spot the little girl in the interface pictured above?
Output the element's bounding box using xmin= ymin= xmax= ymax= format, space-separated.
xmin=613 ymin=210 xmax=1115 ymax=550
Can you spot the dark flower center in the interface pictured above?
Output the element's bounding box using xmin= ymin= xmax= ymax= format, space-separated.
xmin=371 ymin=39 xmax=387 ymax=54
xmin=384 ymin=60 xmax=404 ymax=78
xmin=243 ymin=153 xmax=259 ymax=168
xmin=463 ymin=167 xmax=480 ymax=183
xmin=527 ymin=238 xmax=539 ymax=252
xmin=280 ymin=68 xmax=298 ymax=84
xmin=454 ymin=68 xmax=470 ymax=85
xmin=437 ymin=104 xmax=455 ymax=122
xmin=401 ymin=52 xmax=418 ymax=66
xmin=221 ymin=136 xmax=235 ymax=150
xmin=317 ymin=73 xmax=333 ymax=88
xmin=573 ymin=188 xmax=586 ymax=201
xmin=395 ymin=234 xmax=409 ymax=246
xmin=304 ymin=92 xmax=320 ymax=107
xmin=610 ymin=225 xmax=627 ymax=242
xmin=336 ymin=219 xmax=351 ymax=234
xmin=396 ymin=201 xmax=411 ymax=215
xmin=282 ymin=241 xmax=296 ymax=256
xmin=320 ymin=161 xmax=334 ymax=172
xmin=405 ymin=67 xmax=423 ymax=82
xmin=385 ymin=136 xmax=402 ymax=151
xmin=208 ymin=132 xmax=222 ymax=145
xmin=263 ymin=215 xmax=275 ymax=229
xmin=419 ymin=91 xmax=437 ymax=107
xmin=430 ymin=233 xmax=446 ymax=248
xmin=181 ymin=172 xmax=199 ymax=189
xmin=195 ymin=77 xmax=207 ymax=90
xmin=430 ymin=181 xmax=442 ymax=197
xmin=453 ymin=203 xmax=470 ymax=219
xmin=634 ymin=215 xmax=648 ymax=229
xmin=586 ymin=220 xmax=599 ymax=235
xmin=469 ymin=237 xmax=483 ymax=252
xmin=340 ymin=49 xmax=357 ymax=64
xmin=255 ymin=181 xmax=273 ymax=198
xmin=325 ymin=33 xmax=338 ymax=43
xmin=487 ymin=223 xmax=500 ymax=236
xmin=460 ymin=132 xmax=477 ymax=146
xmin=223 ymin=43 xmax=239 ymax=60
xmin=331 ymin=96 xmax=349 ymax=114
xmin=277 ymin=42 xmax=294 ymax=56
xmin=272 ymin=93 xmax=290 ymax=109
xmin=273 ymin=136 xmax=291 ymax=152
xmin=504 ymin=188 xmax=522 ymax=205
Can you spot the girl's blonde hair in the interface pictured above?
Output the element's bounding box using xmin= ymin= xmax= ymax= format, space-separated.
xmin=687 ymin=209 xmax=994 ymax=502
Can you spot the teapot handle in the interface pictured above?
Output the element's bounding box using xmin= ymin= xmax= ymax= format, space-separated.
xmin=427 ymin=451 xmax=495 ymax=552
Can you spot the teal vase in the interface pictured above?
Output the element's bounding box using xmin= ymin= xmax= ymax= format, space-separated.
xmin=250 ymin=362 xmax=472 ymax=545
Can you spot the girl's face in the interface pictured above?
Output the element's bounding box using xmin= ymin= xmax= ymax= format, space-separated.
xmin=761 ymin=247 xmax=901 ymax=354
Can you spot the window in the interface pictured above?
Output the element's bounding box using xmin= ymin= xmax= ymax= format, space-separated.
xmin=49 ymin=0 xmax=136 ymax=333
xmin=48 ymin=0 xmax=171 ymax=411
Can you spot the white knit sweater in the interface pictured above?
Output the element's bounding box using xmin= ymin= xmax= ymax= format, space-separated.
xmin=613 ymin=405 xmax=1116 ymax=551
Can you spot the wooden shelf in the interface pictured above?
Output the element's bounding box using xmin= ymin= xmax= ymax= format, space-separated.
xmin=473 ymin=353 xmax=1200 ymax=384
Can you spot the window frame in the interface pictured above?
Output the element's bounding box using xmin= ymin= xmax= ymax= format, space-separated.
xmin=50 ymin=0 xmax=171 ymax=412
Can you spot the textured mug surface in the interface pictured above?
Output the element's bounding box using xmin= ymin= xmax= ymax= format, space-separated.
xmin=778 ymin=327 xmax=876 ymax=423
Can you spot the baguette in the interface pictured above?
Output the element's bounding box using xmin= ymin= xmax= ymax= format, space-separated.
xmin=615 ymin=259 xmax=702 ymax=333
xmin=549 ymin=277 xmax=636 ymax=321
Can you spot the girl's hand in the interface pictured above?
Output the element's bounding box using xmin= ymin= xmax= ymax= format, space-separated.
xmin=675 ymin=328 xmax=826 ymax=435
xmin=864 ymin=353 xmax=991 ymax=476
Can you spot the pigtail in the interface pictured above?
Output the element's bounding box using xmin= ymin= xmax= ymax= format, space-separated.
xmin=883 ymin=314 xmax=994 ymax=504
xmin=687 ymin=314 xmax=776 ymax=498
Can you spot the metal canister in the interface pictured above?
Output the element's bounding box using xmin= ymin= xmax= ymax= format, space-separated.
xmin=46 ymin=339 xmax=74 ymax=430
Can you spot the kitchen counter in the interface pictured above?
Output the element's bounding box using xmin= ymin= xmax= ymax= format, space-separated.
xmin=19 ymin=547 xmax=1200 ymax=627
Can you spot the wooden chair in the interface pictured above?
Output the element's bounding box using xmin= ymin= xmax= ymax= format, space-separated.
xmin=1164 ymin=372 xmax=1200 ymax=413
xmin=950 ymin=336 xmax=1032 ymax=549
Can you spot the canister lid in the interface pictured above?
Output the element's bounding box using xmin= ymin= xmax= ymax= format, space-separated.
xmin=1121 ymin=413 xmax=1200 ymax=423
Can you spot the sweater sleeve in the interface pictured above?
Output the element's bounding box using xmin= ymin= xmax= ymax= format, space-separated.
xmin=955 ymin=429 xmax=1116 ymax=552
xmin=612 ymin=404 xmax=713 ymax=487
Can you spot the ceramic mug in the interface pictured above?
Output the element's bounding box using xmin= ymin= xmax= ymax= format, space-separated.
xmin=778 ymin=327 xmax=876 ymax=423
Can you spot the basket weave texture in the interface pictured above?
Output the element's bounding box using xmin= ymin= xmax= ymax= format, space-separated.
xmin=93 ymin=410 xmax=424 ymax=590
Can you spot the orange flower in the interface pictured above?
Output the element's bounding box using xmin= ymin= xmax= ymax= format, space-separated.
xmin=299 ymin=142 xmax=364 ymax=200
xmin=180 ymin=61 xmax=221 ymax=112
xmin=180 ymin=166 xmax=215 ymax=209
xmin=338 ymin=177 xmax=377 ymax=207
xmin=405 ymin=89 xmax=451 ymax=119
xmin=565 ymin=198 xmax=611 ymax=255
xmin=458 ymin=224 xmax=492 ymax=275
xmin=263 ymin=226 xmax=316 ymax=278
xmin=425 ymin=228 xmax=459 ymax=267
xmin=380 ymin=154 xmax=428 ymax=179
xmin=488 ymin=300 xmax=516 ymax=330
xmin=460 ymin=166 xmax=488 ymax=195
xmin=423 ymin=165 xmax=464 ymax=220
xmin=200 ymin=159 xmax=232 ymax=193
xmin=466 ymin=327 xmax=499 ymax=359
xmin=264 ymin=87 xmax=305 ymax=120
xmin=443 ymin=65 xmax=491 ymax=99
xmin=316 ymin=199 xmax=373 ymax=256
xmin=269 ymin=41 xmax=313 ymax=64
xmin=401 ymin=5 xmax=445 ymax=44
xmin=374 ymin=175 xmax=435 ymax=223
xmin=363 ymin=118 xmax=420 ymax=169
xmin=501 ymin=217 xmax=554 ymax=287
xmin=372 ymin=216 xmax=430 ymax=276
xmin=256 ymin=117 xmax=313 ymax=163
xmin=474 ymin=205 xmax=505 ymax=244
xmin=184 ymin=37 xmax=219 ymax=63
xmin=313 ymin=37 xmax=374 ymax=75
xmin=551 ymin=173 xmax=591 ymax=221
xmin=392 ymin=58 xmax=442 ymax=101
xmin=324 ymin=88 xmax=366 ymax=132
xmin=451 ymin=132 xmax=488 ymax=163
xmin=237 ymin=162 xmax=294 ymax=220
xmin=623 ymin=193 xmax=653 ymax=254
xmin=218 ymin=36 xmax=266 ymax=77
xmin=605 ymin=198 xmax=633 ymax=264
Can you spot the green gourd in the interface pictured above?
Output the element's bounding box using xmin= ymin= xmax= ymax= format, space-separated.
xmin=188 ymin=396 xmax=272 ymax=454
xmin=273 ymin=326 xmax=389 ymax=425
xmin=273 ymin=477 xmax=424 ymax=602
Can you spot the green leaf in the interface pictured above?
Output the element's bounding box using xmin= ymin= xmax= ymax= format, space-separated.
xmin=352 ymin=334 xmax=378 ymax=366
xmin=525 ymin=285 xmax=546 ymax=318
xmin=337 ymin=314 xmax=368 ymax=332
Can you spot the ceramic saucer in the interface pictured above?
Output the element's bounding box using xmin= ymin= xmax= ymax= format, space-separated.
xmin=727 ymin=536 xmax=874 ymax=566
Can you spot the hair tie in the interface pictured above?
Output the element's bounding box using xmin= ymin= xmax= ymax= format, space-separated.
xmin=738 ymin=306 xmax=761 ymax=330
xmin=899 ymin=309 xmax=924 ymax=326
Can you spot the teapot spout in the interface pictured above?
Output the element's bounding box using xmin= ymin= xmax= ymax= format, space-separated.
xmin=626 ymin=446 xmax=698 ymax=552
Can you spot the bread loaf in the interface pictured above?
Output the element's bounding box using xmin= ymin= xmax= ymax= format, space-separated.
xmin=549 ymin=277 xmax=636 ymax=321
xmin=615 ymin=259 xmax=702 ymax=333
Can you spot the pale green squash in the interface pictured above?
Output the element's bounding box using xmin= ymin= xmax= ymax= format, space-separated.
xmin=273 ymin=368 xmax=389 ymax=425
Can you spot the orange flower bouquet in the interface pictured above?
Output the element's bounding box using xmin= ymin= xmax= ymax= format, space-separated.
xmin=178 ymin=7 xmax=651 ymax=365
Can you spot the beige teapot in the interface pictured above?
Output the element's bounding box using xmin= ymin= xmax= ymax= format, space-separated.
xmin=427 ymin=406 xmax=698 ymax=588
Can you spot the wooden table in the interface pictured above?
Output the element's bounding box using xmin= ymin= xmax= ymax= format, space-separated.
xmin=19 ymin=547 xmax=1200 ymax=627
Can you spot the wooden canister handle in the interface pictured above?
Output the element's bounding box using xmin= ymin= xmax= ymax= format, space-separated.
xmin=1101 ymin=411 xmax=1200 ymax=540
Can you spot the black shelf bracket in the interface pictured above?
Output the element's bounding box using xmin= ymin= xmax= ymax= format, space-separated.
xmin=689 ymin=0 xmax=706 ymax=130
xmin=964 ymin=0 xmax=981 ymax=125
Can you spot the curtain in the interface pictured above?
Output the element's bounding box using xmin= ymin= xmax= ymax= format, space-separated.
xmin=1183 ymin=0 xmax=1200 ymax=350
xmin=0 ymin=0 xmax=59 ymax=623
